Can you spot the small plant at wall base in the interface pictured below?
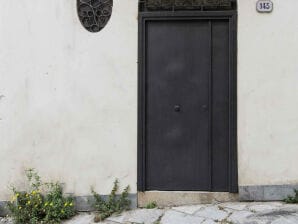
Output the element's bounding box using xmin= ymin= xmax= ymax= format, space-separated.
xmin=145 ymin=201 xmax=157 ymax=209
xmin=7 ymin=169 xmax=75 ymax=224
xmin=91 ymin=179 xmax=131 ymax=222
xmin=284 ymin=189 xmax=298 ymax=203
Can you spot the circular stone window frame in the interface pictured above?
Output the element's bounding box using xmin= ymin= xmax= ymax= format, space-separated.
xmin=77 ymin=0 xmax=113 ymax=33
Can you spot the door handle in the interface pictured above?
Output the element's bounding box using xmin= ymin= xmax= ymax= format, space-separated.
xmin=174 ymin=105 xmax=181 ymax=112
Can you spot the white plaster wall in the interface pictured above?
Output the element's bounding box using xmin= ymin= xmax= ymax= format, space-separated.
xmin=238 ymin=0 xmax=298 ymax=186
xmin=0 ymin=0 xmax=138 ymax=200
xmin=1 ymin=0 xmax=298 ymax=201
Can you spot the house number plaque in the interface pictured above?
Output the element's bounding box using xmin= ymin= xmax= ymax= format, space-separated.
xmin=77 ymin=0 xmax=113 ymax=32
xmin=257 ymin=0 xmax=273 ymax=13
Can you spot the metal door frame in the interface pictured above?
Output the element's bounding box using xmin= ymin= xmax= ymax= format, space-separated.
xmin=137 ymin=11 xmax=238 ymax=192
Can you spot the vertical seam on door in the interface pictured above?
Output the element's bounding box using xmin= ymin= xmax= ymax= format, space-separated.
xmin=208 ymin=20 xmax=213 ymax=191
xmin=228 ymin=16 xmax=232 ymax=192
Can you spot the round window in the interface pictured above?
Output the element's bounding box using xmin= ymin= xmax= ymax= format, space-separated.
xmin=77 ymin=0 xmax=113 ymax=33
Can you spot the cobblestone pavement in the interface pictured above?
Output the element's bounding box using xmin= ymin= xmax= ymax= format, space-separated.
xmin=1 ymin=202 xmax=298 ymax=224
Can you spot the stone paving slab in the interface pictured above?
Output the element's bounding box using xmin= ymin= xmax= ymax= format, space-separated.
xmin=0 ymin=218 xmax=11 ymax=224
xmin=161 ymin=210 xmax=205 ymax=224
xmin=107 ymin=208 xmax=164 ymax=224
xmin=227 ymin=210 xmax=255 ymax=224
xmin=218 ymin=202 xmax=248 ymax=211
xmin=1 ymin=202 xmax=298 ymax=224
xmin=63 ymin=213 xmax=97 ymax=224
xmin=194 ymin=205 xmax=229 ymax=221
xmin=172 ymin=205 xmax=208 ymax=215
xmin=248 ymin=202 xmax=284 ymax=212
xmin=201 ymin=219 xmax=216 ymax=224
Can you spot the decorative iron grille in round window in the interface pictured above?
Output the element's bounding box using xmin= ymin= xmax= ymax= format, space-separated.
xmin=77 ymin=0 xmax=113 ymax=33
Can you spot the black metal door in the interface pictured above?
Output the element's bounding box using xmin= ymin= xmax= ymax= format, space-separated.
xmin=138 ymin=12 xmax=237 ymax=192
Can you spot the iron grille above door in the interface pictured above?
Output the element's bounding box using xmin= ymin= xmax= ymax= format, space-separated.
xmin=139 ymin=0 xmax=237 ymax=11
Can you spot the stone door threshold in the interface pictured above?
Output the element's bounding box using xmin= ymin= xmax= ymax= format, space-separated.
xmin=138 ymin=191 xmax=239 ymax=207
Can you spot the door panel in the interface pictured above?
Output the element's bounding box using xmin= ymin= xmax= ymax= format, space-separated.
xmin=138 ymin=13 xmax=237 ymax=192
xmin=211 ymin=20 xmax=230 ymax=191
xmin=146 ymin=20 xmax=211 ymax=190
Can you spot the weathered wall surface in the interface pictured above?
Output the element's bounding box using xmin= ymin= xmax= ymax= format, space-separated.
xmin=0 ymin=0 xmax=138 ymax=201
xmin=0 ymin=0 xmax=298 ymax=203
xmin=238 ymin=0 xmax=298 ymax=188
